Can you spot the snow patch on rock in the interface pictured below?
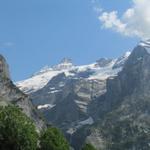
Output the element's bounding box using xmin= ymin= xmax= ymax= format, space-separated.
xmin=37 ymin=104 xmax=56 ymax=110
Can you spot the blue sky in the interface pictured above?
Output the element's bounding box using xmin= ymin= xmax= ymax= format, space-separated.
xmin=0 ymin=0 xmax=140 ymax=81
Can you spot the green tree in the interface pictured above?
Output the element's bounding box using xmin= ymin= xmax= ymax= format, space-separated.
xmin=39 ymin=127 xmax=69 ymax=150
xmin=0 ymin=105 xmax=38 ymax=150
xmin=82 ymin=143 xmax=97 ymax=150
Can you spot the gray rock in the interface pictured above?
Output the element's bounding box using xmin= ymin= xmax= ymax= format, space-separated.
xmin=0 ymin=55 xmax=45 ymax=130
xmin=82 ymin=45 xmax=150 ymax=150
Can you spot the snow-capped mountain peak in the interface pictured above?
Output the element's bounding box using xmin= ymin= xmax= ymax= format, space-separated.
xmin=16 ymin=53 xmax=131 ymax=94
xmin=139 ymin=39 xmax=150 ymax=48
xmin=113 ymin=51 xmax=131 ymax=69
xmin=60 ymin=58 xmax=73 ymax=64
xmin=53 ymin=58 xmax=74 ymax=70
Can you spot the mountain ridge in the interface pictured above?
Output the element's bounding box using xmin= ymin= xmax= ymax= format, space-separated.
xmin=16 ymin=51 xmax=130 ymax=94
xmin=71 ymin=40 xmax=150 ymax=149
xmin=14 ymin=39 xmax=150 ymax=149
xmin=15 ymin=50 xmax=132 ymax=145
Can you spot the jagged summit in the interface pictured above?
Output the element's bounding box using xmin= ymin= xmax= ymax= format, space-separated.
xmin=113 ymin=51 xmax=131 ymax=69
xmin=16 ymin=53 xmax=130 ymax=94
xmin=135 ymin=39 xmax=150 ymax=55
xmin=33 ymin=58 xmax=74 ymax=76
xmin=139 ymin=39 xmax=150 ymax=48
xmin=53 ymin=58 xmax=74 ymax=70
xmin=0 ymin=54 xmax=10 ymax=79
xmin=0 ymin=54 xmax=45 ymax=130
xmin=60 ymin=58 xmax=73 ymax=64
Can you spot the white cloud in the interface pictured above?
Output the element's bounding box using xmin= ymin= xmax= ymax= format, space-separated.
xmin=99 ymin=11 xmax=126 ymax=34
xmin=98 ymin=0 xmax=150 ymax=39
xmin=91 ymin=0 xmax=103 ymax=14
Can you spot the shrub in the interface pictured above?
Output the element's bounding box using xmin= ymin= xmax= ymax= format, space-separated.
xmin=82 ymin=143 xmax=97 ymax=150
xmin=39 ymin=127 xmax=69 ymax=150
xmin=0 ymin=105 xmax=38 ymax=150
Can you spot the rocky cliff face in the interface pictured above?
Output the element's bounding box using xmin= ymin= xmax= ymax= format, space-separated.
xmin=0 ymin=55 xmax=10 ymax=79
xmin=0 ymin=55 xmax=45 ymax=130
xmin=16 ymin=53 xmax=130 ymax=146
xmin=29 ymin=72 xmax=107 ymax=135
xmin=74 ymin=42 xmax=150 ymax=150
xmin=42 ymin=78 xmax=105 ymax=132
xmin=15 ymin=40 xmax=150 ymax=149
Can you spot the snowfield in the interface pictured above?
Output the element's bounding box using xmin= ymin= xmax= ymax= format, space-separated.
xmin=16 ymin=52 xmax=131 ymax=94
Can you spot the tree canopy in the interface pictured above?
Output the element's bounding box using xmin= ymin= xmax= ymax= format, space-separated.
xmin=82 ymin=143 xmax=97 ymax=150
xmin=0 ymin=105 xmax=38 ymax=150
xmin=39 ymin=126 xmax=70 ymax=150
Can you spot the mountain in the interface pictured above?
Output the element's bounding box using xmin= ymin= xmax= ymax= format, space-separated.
xmin=71 ymin=40 xmax=150 ymax=150
xmin=0 ymin=55 xmax=45 ymax=130
xmin=16 ymin=53 xmax=130 ymax=136
xmin=14 ymin=39 xmax=150 ymax=150
xmin=16 ymin=54 xmax=130 ymax=94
